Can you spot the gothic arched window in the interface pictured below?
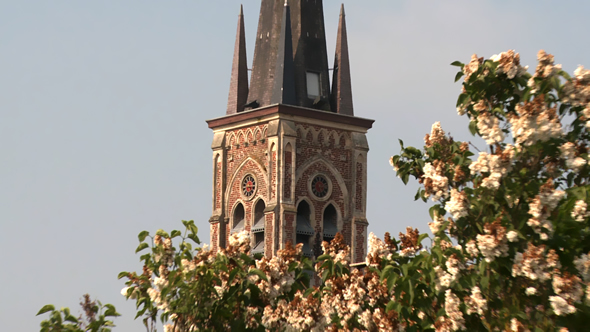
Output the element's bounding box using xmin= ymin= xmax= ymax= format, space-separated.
xmin=323 ymin=204 xmax=338 ymax=242
xmin=296 ymin=201 xmax=314 ymax=257
xmin=252 ymin=200 xmax=266 ymax=255
xmin=232 ymin=203 xmax=245 ymax=234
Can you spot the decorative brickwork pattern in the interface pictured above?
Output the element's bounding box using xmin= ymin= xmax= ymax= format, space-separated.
xmin=355 ymin=222 xmax=366 ymax=263
xmin=215 ymin=155 xmax=222 ymax=210
xmin=284 ymin=213 xmax=295 ymax=249
xmin=284 ymin=149 xmax=292 ymax=199
xmin=209 ymin=111 xmax=369 ymax=264
xmin=355 ymin=162 xmax=363 ymax=211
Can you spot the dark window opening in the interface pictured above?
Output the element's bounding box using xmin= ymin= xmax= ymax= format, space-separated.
xmin=296 ymin=201 xmax=314 ymax=257
xmin=232 ymin=203 xmax=245 ymax=234
xmin=252 ymin=200 xmax=265 ymax=255
xmin=323 ymin=204 xmax=338 ymax=243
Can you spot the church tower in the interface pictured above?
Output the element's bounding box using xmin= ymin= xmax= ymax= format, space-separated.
xmin=207 ymin=0 xmax=373 ymax=263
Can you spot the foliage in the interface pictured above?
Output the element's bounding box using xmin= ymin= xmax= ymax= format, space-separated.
xmin=39 ymin=51 xmax=590 ymax=331
xmin=37 ymin=294 xmax=120 ymax=332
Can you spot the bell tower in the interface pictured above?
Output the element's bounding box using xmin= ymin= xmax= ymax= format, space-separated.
xmin=207 ymin=0 xmax=373 ymax=263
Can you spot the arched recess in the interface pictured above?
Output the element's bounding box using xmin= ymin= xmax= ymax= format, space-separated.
xmin=254 ymin=127 xmax=262 ymax=141
xmin=224 ymin=157 xmax=268 ymax=216
xmin=227 ymin=132 xmax=236 ymax=147
xmin=246 ymin=129 xmax=254 ymax=143
xmin=296 ymin=200 xmax=314 ymax=257
xmin=252 ymin=199 xmax=266 ymax=254
xmin=231 ymin=202 xmax=245 ymax=234
xmin=295 ymin=157 xmax=350 ymax=217
xmin=237 ymin=130 xmax=245 ymax=145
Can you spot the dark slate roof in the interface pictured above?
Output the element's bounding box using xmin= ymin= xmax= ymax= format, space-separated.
xmin=226 ymin=5 xmax=249 ymax=115
xmin=247 ymin=0 xmax=331 ymax=111
xmin=330 ymin=4 xmax=354 ymax=116
xmin=270 ymin=1 xmax=296 ymax=105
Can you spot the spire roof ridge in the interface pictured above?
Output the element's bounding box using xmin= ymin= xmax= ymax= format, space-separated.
xmin=331 ymin=3 xmax=354 ymax=116
xmin=226 ymin=4 xmax=249 ymax=114
xmin=270 ymin=1 xmax=296 ymax=105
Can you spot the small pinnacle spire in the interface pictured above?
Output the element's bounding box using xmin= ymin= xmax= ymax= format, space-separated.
xmin=226 ymin=4 xmax=249 ymax=114
xmin=331 ymin=3 xmax=354 ymax=116
xmin=270 ymin=1 xmax=296 ymax=105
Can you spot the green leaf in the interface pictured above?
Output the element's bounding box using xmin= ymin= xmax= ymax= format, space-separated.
xmin=156 ymin=229 xmax=169 ymax=238
xmin=454 ymin=71 xmax=464 ymax=83
xmin=190 ymin=224 xmax=198 ymax=235
xmin=456 ymin=93 xmax=468 ymax=107
xmin=228 ymin=268 xmax=240 ymax=284
xmin=418 ymin=233 xmax=429 ymax=244
xmin=450 ymin=61 xmax=464 ymax=67
xmin=138 ymin=231 xmax=149 ymax=242
xmin=170 ymin=230 xmax=182 ymax=238
xmin=36 ymin=305 xmax=55 ymax=316
xmin=135 ymin=242 xmax=150 ymax=253
xmin=469 ymin=120 xmax=478 ymax=136
xmin=104 ymin=304 xmax=120 ymax=317
xmin=398 ymin=139 xmax=404 ymax=149
xmin=408 ymin=280 xmax=415 ymax=304
xmin=188 ymin=234 xmax=200 ymax=244
xmin=387 ymin=273 xmax=398 ymax=292
xmin=385 ymin=300 xmax=396 ymax=313
xmin=402 ymin=264 xmax=409 ymax=276
xmin=118 ymin=271 xmax=129 ymax=279
xmin=381 ymin=265 xmax=395 ymax=281
xmin=248 ymin=268 xmax=268 ymax=282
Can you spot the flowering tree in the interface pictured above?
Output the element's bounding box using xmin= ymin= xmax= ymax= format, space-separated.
xmin=390 ymin=50 xmax=590 ymax=331
xmin=39 ymin=51 xmax=590 ymax=331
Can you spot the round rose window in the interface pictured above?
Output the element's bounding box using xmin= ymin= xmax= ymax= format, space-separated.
xmin=241 ymin=175 xmax=257 ymax=198
xmin=311 ymin=175 xmax=329 ymax=198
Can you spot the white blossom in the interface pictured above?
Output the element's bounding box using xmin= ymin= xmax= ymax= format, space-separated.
xmin=549 ymin=296 xmax=576 ymax=316
xmin=423 ymin=162 xmax=449 ymax=201
xmin=444 ymin=290 xmax=465 ymax=331
xmin=525 ymin=287 xmax=537 ymax=296
xmin=469 ymin=147 xmax=514 ymax=190
xmin=574 ymin=253 xmax=590 ymax=282
xmin=477 ymin=110 xmax=505 ymax=145
xmin=560 ymin=142 xmax=586 ymax=172
xmin=465 ymin=240 xmax=479 ymax=258
xmin=572 ymin=200 xmax=590 ymax=222
xmin=507 ymin=231 xmax=519 ymax=242
xmin=445 ymin=189 xmax=469 ymax=220
xmin=490 ymin=50 xmax=527 ymax=79
xmin=465 ymin=286 xmax=487 ymax=315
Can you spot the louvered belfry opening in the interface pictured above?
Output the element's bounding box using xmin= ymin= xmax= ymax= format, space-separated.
xmin=296 ymin=201 xmax=314 ymax=257
xmin=252 ymin=200 xmax=266 ymax=254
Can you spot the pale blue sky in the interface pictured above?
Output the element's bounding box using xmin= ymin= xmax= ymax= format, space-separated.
xmin=2 ymin=1 xmax=590 ymax=330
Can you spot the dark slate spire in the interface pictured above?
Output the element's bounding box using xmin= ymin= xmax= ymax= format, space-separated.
xmin=331 ymin=4 xmax=354 ymax=116
xmin=226 ymin=5 xmax=249 ymax=115
xmin=247 ymin=0 xmax=331 ymax=110
xmin=270 ymin=1 xmax=296 ymax=105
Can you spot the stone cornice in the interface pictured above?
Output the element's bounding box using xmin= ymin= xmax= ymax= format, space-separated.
xmin=207 ymin=104 xmax=374 ymax=132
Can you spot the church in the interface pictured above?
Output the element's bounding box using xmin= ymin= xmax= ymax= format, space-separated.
xmin=206 ymin=0 xmax=373 ymax=264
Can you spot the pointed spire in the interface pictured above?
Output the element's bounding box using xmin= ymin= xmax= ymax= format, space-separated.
xmin=331 ymin=4 xmax=354 ymax=116
xmin=270 ymin=1 xmax=296 ymax=105
xmin=226 ymin=5 xmax=249 ymax=115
